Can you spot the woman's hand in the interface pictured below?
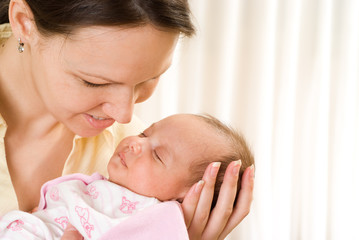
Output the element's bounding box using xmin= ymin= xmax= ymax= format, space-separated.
xmin=30 ymin=207 xmax=38 ymax=213
xmin=61 ymin=224 xmax=83 ymax=240
xmin=182 ymin=161 xmax=255 ymax=240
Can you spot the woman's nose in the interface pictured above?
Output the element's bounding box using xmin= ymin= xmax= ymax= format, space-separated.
xmin=103 ymin=103 xmax=133 ymax=124
xmin=102 ymin=90 xmax=134 ymax=124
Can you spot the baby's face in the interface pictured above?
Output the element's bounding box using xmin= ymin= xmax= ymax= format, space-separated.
xmin=107 ymin=114 xmax=223 ymax=201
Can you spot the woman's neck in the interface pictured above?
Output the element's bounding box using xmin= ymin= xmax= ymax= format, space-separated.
xmin=0 ymin=36 xmax=63 ymax=137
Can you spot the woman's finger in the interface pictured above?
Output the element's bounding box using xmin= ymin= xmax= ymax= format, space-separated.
xmin=218 ymin=165 xmax=255 ymax=239
xmin=181 ymin=179 xmax=204 ymax=228
xmin=61 ymin=223 xmax=83 ymax=240
xmin=30 ymin=207 xmax=38 ymax=213
xmin=202 ymin=160 xmax=242 ymax=239
xmin=187 ymin=162 xmax=221 ymax=239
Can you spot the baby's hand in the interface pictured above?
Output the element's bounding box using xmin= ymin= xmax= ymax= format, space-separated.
xmin=61 ymin=223 xmax=83 ymax=240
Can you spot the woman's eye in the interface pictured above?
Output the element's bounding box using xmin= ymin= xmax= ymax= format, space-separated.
xmin=139 ymin=132 xmax=146 ymax=137
xmin=83 ymin=80 xmax=108 ymax=88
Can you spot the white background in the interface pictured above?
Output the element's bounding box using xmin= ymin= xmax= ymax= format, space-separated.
xmin=135 ymin=0 xmax=359 ymax=239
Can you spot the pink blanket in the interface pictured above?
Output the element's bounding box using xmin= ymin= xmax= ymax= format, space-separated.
xmin=38 ymin=173 xmax=189 ymax=239
xmin=100 ymin=201 xmax=189 ymax=240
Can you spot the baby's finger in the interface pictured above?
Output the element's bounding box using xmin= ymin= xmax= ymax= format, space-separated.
xmin=30 ymin=207 xmax=38 ymax=213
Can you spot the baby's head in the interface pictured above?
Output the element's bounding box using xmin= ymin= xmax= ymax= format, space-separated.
xmin=108 ymin=113 xmax=254 ymax=208
xmin=185 ymin=114 xmax=254 ymax=209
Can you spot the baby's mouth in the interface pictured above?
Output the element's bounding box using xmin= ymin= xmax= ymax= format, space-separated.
xmin=119 ymin=152 xmax=127 ymax=168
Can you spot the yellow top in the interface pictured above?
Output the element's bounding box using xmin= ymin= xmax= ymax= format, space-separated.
xmin=0 ymin=23 xmax=11 ymax=45
xmin=0 ymin=24 xmax=146 ymax=214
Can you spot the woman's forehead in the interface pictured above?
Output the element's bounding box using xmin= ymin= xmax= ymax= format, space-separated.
xmin=59 ymin=25 xmax=178 ymax=84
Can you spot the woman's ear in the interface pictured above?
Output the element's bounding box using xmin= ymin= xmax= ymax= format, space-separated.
xmin=8 ymin=0 xmax=35 ymax=42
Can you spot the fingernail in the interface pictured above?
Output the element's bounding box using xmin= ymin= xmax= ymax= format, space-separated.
xmin=210 ymin=162 xmax=221 ymax=178
xmin=195 ymin=180 xmax=204 ymax=193
xmin=232 ymin=160 xmax=242 ymax=176
xmin=250 ymin=164 xmax=255 ymax=179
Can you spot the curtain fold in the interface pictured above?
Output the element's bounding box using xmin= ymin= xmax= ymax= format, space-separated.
xmin=134 ymin=0 xmax=359 ymax=239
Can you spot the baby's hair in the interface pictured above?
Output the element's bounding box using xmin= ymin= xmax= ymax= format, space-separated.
xmin=187 ymin=114 xmax=255 ymax=210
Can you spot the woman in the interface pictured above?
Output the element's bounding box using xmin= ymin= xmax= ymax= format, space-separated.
xmin=0 ymin=0 xmax=254 ymax=239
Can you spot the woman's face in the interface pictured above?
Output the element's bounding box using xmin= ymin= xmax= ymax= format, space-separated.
xmin=29 ymin=26 xmax=179 ymax=137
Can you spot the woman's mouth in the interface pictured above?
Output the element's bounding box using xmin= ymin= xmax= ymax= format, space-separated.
xmin=91 ymin=115 xmax=106 ymax=120
xmin=84 ymin=114 xmax=115 ymax=129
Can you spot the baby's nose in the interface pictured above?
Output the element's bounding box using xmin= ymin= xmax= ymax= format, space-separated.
xmin=129 ymin=141 xmax=141 ymax=155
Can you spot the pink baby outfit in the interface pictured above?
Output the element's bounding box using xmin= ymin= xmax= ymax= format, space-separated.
xmin=0 ymin=173 xmax=188 ymax=240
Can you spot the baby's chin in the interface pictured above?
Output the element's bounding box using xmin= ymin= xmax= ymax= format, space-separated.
xmin=106 ymin=167 xmax=124 ymax=186
xmin=155 ymin=187 xmax=190 ymax=203
xmin=156 ymin=196 xmax=184 ymax=203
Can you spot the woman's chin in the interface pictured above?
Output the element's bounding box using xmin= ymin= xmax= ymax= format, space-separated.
xmin=67 ymin=125 xmax=106 ymax=138
xmin=65 ymin=117 xmax=114 ymax=138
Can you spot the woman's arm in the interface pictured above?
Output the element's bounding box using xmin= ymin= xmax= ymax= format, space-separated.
xmin=182 ymin=161 xmax=255 ymax=240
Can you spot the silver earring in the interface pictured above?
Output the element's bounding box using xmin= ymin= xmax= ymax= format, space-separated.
xmin=18 ymin=38 xmax=24 ymax=53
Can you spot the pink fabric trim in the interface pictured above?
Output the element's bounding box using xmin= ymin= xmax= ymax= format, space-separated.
xmin=37 ymin=173 xmax=105 ymax=210
xmin=99 ymin=201 xmax=189 ymax=240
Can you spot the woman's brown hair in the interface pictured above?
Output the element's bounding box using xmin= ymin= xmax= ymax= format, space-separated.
xmin=0 ymin=0 xmax=9 ymax=24
xmin=0 ymin=0 xmax=195 ymax=36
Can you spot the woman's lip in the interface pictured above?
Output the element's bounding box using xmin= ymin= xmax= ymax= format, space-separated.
xmin=119 ymin=152 xmax=127 ymax=167
xmin=83 ymin=114 xmax=115 ymax=129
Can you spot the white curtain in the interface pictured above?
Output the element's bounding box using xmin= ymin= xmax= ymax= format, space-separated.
xmin=134 ymin=0 xmax=359 ymax=239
